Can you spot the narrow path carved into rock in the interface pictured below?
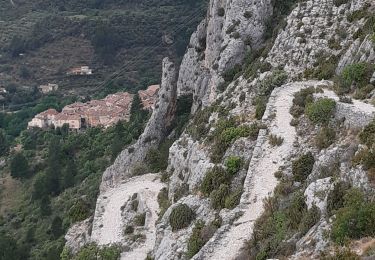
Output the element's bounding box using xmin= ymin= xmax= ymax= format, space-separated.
xmin=200 ymin=81 xmax=331 ymax=260
xmin=91 ymin=174 xmax=164 ymax=260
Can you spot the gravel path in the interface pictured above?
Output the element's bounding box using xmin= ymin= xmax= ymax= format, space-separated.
xmin=204 ymin=81 xmax=329 ymax=260
xmin=91 ymin=174 xmax=164 ymax=259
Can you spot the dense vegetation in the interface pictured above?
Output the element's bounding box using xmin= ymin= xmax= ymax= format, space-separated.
xmin=169 ymin=204 xmax=195 ymax=231
xmin=331 ymin=188 xmax=375 ymax=245
xmin=0 ymin=96 xmax=149 ymax=259
xmin=0 ymin=0 xmax=206 ymax=108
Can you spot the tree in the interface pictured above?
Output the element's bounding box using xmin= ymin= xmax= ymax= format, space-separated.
xmin=46 ymin=137 xmax=62 ymax=195
xmin=32 ymin=172 xmax=49 ymax=200
xmin=0 ymin=130 xmax=8 ymax=156
xmin=51 ymin=216 xmax=63 ymax=238
xmin=61 ymin=160 xmax=76 ymax=189
xmin=40 ymin=196 xmax=51 ymax=216
xmin=10 ymin=153 xmax=29 ymax=179
xmin=111 ymin=134 xmax=123 ymax=162
xmin=0 ymin=234 xmax=20 ymax=260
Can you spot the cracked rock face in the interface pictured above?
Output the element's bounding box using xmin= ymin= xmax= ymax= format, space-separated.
xmin=153 ymin=195 xmax=216 ymax=260
xmin=100 ymin=58 xmax=178 ymax=191
xmin=266 ymin=0 xmax=370 ymax=79
xmin=177 ymin=0 xmax=272 ymax=111
xmin=64 ymin=218 xmax=92 ymax=255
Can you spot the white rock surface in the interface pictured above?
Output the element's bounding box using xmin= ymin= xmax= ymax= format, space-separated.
xmin=91 ymin=174 xmax=165 ymax=259
xmin=195 ymin=81 xmax=328 ymax=260
xmin=177 ymin=0 xmax=273 ymax=110
xmin=304 ymin=177 xmax=333 ymax=213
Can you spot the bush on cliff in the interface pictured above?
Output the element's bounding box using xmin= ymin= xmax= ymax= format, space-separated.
xmin=305 ymin=98 xmax=336 ymax=125
xmin=169 ymin=204 xmax=195 ymax=231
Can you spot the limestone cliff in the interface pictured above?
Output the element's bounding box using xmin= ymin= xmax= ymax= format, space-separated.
xmin=100 ymin=58 xmax=177 ymax=191
xmin=66 ymin=0 xmax=375 ymax=259
xmin=177 ymin=0 xmax=273 ymax=110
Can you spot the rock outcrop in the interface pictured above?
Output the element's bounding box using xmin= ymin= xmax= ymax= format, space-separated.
xmin=177 ymin=0 xmax=273 ymax=110
xmin=100 ymin=58 xmax=177 ymax=191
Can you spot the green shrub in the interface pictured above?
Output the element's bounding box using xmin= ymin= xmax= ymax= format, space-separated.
xmin=250 ymin=210 xmax=288 ymax=259
xmin=10 ymin=152 xmax=30 ymax=179
xmin=333 ymin=0 xmax=350 ymax=7
xmin=257 ymin=70 xmax=288 ymax=97
xmin=299 ymin=204 xmax=321 ymax=235
xmin=353 ymin=148 xmax=375 ymax=171
xmin=186 ymin=221 xmax=206 ymax=258
xmin=73 ymin=243 xmax=121 ymax=260
xmin=134 ymin=213 xmax=146 ymax=226
xmin=225 ymin=156 xmax=242 ymax=175
xmin=187 ymin=107 xmax=213 ymax=140
xmin=326 ymin=182 xmax=351 ymax=216
xmin=331 ymin=189 xmax=375 ymax=245
xmin=253 ymin=70 xmax=287 ymax=119
xmin=222 ymin=64 xmax=242 ymax=83
xmin=174 ymin=183 xmax=189 ymax=202
xmin=124 ymin=225 xmax=134 ymax=235
xmin=359 ymin=120 xmax=375 ymax=147
xmin=336 ymin=63 xmax=374 ymax=93
xmin=315 ymin=127 xmax=336 ymax=150
xmin=186 ymin=220 xmax=217 ymax=259
xmin=347 ymin=8 xmax=369 ymax=22
xmin=131 ymin=199 xmax=139 ymax=211
xmin=290 ymin=87 xmax=315 ymax=118
xmin=287 ymin=192 xmax=308 ymax=229
xmin=157 ymin=188 xmax=170 ymax=217
xmin=269 ymin=134 xmax=284 ymax=146
xmin=68 ymin=200 xmax=90 ymax=222
xmin=145 ymin=139 xmax=174 ymax=172
xmin=169 ymin=204 xmax=195 ymax=231
xmin=305 ymin=98 xmax=336 ymax=125
xmin=254 ymin=96 xmax=267 ymax=120
xmin=304 ymin=55 xmax=339 ymax=80
xmin=210 ymin=122 xmax=259 ymax=163
xmin=248 ymin=190 xmax=312 ymax=259
xmin=224 ymin=189 xmax=243 ymax=209
xmin=353 ymin=84 xmax=375 ymax=99
xmin=132 ymin=164 xmax=149 ymax=176
xmin=200 ymin=166 xmax=231 ymax=195
xmin=210 ymin=184 xmax=230 ymax=210
xmin=320 ymin=247 xmax=360 ymax=260
xmin=217 ymin=7 xmax=225 ymax=17
xmin=292 ymin=152 xmax=315 ymax=182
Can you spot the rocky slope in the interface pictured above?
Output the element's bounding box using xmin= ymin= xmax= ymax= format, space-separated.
xmin=65 ymin=0 xmax=375 ymax=259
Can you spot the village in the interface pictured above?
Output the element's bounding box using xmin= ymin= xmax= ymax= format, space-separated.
xmin=27 ymin=85 xmax=160 ymax=130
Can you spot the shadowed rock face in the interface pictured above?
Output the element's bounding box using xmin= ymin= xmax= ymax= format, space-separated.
xmin=100 ymin=57 xmax=178 ymax=192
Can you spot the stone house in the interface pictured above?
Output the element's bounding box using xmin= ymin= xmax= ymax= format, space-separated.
xmin=38 ymin=83 xmax=58 ymax=94
xmin=54 ymin=113 xmax=82 ymax=130
xmin=27 ymin=109 xmax=59 ymax=129
xmin=138 ymin=85 xmax=160 ymax=110
xmin=67 ymin=66 xmax=93 ymax=76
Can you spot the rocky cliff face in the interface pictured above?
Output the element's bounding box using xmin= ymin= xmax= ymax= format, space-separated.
xmin=177 ymin=0 xmax=273 ymax=110
xmin=66 ymin=0 xmax=375 ymax=259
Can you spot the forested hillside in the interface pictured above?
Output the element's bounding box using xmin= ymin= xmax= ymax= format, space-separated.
xmin=0 ymin=0 xmax=205 ymax=106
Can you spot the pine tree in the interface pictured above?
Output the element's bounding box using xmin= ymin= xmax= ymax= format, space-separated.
xmin=10 ymin=153 xmax=29 ymax=179
xmin=51 ymin=216 xmax=63 ymax=238
xmin=0 ymin=130 xmax=8 ymax=156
